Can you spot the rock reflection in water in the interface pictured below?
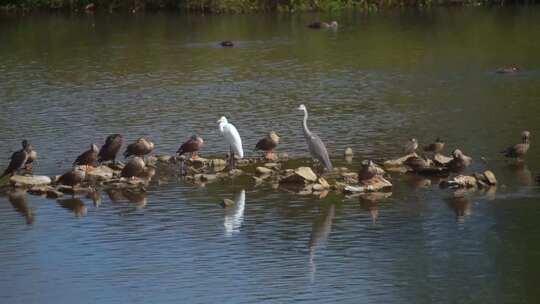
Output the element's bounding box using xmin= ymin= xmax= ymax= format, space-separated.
xmin=58 ymin=198 xmax=87 ymax=217
xmin=8 ymin=190 xmax=34 ymax=225
xmin=224 ymin=190 xmax=246 ymax=237
xmin=106 ymin=188 xmax=147 ymax=209
xmin=446 ymin=189 xmax=474 ymax=223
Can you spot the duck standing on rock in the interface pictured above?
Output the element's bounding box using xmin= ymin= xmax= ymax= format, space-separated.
xmin=358 ymin=160 xmax=380 ymax=182
xmin=255 ymin=132 xmax=280 ymax=160
xmin=447 ymin=149 xmax=472 ymax=172
xmin=424 ymin=137 xmax=445 ymax=154
xmin=74 ymin=144 xmax=99 ymax=169
xmin=307 ymin=21 xmax=338 ymax=29
xmin=177 ymin=135 xmax=204 ymax=160
xmin=124 ymin=138 xmax=155 ymax=159
xmin=298 ymin=104 xmax=333 ymax=171
xmin=57 ymin=167 xmax=86 ymax=197
xmin=218 ymin=116 xmax=243 ymax=169
xmin=98 ymin=134 xmax=123 ymax=164
xmin=1 ymin=140 xmax=33 ymax=178
xmin=502 ymin=130 xmax=530 ymax=161
xmin=121 ymin=157 xmax=146 ymax=179
xmin=403 ymin=138 xmax=418 ymax=154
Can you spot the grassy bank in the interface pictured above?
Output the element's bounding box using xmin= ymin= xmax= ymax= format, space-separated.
xmin=0 ymin=0 xmax=536 ymax=13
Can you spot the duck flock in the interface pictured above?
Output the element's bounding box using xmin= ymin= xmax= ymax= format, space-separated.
xmin=0 ymin=103 xmax=533 ymax=199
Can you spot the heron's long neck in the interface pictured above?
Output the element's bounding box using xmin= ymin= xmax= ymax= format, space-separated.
xmin=302 ymin=109 xmax=310 ymax=136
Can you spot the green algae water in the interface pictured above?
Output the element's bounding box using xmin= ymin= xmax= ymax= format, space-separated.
xmin=1 ymin=7 xmax=540 ymax=303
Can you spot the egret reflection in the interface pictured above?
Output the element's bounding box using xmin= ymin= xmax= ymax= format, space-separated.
xmin=224 ymin=189 xmax=246 ymax=237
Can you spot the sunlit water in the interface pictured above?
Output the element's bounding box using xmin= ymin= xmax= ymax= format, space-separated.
xmin=1 ymin=7 xmax=540 ymax=303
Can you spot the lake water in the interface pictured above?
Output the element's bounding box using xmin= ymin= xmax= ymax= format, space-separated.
xmin=1 ymin=7 xmax=540 ymax=303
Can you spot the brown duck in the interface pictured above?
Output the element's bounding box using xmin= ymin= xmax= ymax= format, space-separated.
xmin=358 ymin=160 xmax=380 ymax=181
xmin=124 ymin=138 xmax=154 ymax=158
xmin=404 ymin=155 xmax=430 ymax=172
xmin=98 ymin=134 xmax=123 ymax=163
xmin=2 ymin=140 xmax=33 ymax=178
xmin=74 ymin=144 xmax=99 ymax=167
xmin=57 ymin=168 xmax=86 ymax=197
xmin=177 ymin=135 xmax=204 ymax=160
xmin=121 ymin=157 xmax=146 ymax=179
xmin=447 ymin=149 xmax=472 ymax=172
xmin=502 ymin=130 xmax=530 ymax=160
xmin=255 ymin=132 xmax=280 ymax=159
xmin=424 ymin=137 xmax=445 ymax=154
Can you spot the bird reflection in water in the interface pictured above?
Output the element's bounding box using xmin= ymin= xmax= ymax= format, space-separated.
xmin=358 ymin=192 xmax=391 ymax=224
xmin=58 ymin=198 xmax=87 ymax=217
xmin=507 ymin=162 xmax=532 ymax=186
xmin=308 ymin=203 xmax=335 ymax=282
xmin=106 ymin=188 xmax=147 ymax=209
xmin=8 ymin=190 xmax=34 ymax=225
xmin=224 ymin=190 xmax=245 ymax=237
xmin=86 ymin=187 xmax=101 ymax=207
xmin=446 ymin=189 xmax=473 ymax=223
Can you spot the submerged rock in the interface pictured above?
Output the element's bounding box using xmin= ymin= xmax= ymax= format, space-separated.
xmin=383 ymin=153 xmax=418 ymax=168
xmin=256 ymin=167 xmax=273 ymax=175
xmin=10 ymin=175 xmax=52 ymax=187
xmin=483 ymin=170 xmax=497 ymax=185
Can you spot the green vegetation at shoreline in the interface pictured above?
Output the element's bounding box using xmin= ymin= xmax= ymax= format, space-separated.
xmin=0 ymin=0 xmax=535 ymax=13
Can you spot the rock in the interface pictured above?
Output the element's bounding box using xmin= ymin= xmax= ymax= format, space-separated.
xmin=221 ymin=198 xmax=235 ymax=208
xmin=189 ymin=157 xmax=209 ymax=166
xmin=256 ymin=167 xmax=273 ymax=175
xmin=46 ymin=189 xmax=64 ymax=199
xmin=359 ymin=175 xmax=393 ymax=190
xmin=441 ymin=175 xmax=477 ymax=188
xmin=344 ymin=147 xmax=354 ymax=157
xmin=312 ymin=184 xmax=324 ymax=191
xmin=318 ymin=177 xmax=330 ymax=189
xmin=157 ymin=155 xmax=172 ymax=163
xmin=210 ymin=159 xmax=227 ymax=168
xmin=383 ymin=153 xmax=418 ymax=168
xmin=434 ymin=154 xmax=453 ymax=166
xmin=333 ymin=182 xmax=348 ymax=191
xmin=484 ymin=170 xmax=497 ymax=185
xmin=86 ymin=166 xmax=114 ymax=181
xmin=28 ymin=186 xmax=53 ymax=196
xmin=318 ymin=190 xmax=329 ymax=199
xmin=264 ymin=163 xmax=280 ymax=170
xmin=201 ymin=174 xmax=217 ymax=182
xmin=341 ymin=172 xmax=358 ymax=184
xmin=279 ymin=167 xmax=317 ymax=185
xmin=228 ymin=169 xmax=244 ymax=177
xmin=107 ymin=162 xmax=125 ymax=171
xmin=10 ymin=175 xmax=51 ymax=187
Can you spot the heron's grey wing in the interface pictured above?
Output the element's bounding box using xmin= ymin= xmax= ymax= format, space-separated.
xmin=308 ymin=134 xmax=333 ymax=170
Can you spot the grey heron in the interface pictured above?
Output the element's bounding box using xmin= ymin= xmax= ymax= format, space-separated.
xmin=297 ymin=104 xmax=333 ymax=171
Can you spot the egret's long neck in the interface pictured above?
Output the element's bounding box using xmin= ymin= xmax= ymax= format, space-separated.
xmin=219 ymin=122 xmax=226 ymax=133
xmin=302 ymin=109 xmax=310 ymax=136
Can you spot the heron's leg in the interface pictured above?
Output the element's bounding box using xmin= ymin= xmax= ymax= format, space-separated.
xmin=229 ymin=147 xmax=235 ymax=169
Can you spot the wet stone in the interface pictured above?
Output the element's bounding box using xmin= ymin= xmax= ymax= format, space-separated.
xmin=221 ymin=198 xmax=235 ymax=208
xmin=256 ymin=167 xmax=273 ymax=175
xmin=264 ymin=163 xmax=280 ymax=170
xmin=10 ymin=175 xmax=52 ymax=187
xmin=318 ymin=177 xmax=330 ymax=189
xmin=484 ymin=170 xmax=497 ymax=185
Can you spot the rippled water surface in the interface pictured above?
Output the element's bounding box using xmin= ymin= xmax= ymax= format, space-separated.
xmin=1 ymin=7 xmax=540 ymax=303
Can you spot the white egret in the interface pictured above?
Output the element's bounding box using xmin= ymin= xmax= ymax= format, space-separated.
xmin=217 ymin=116 xmax=244 ymax=169
xmin=297 ymin=104 xmax=333 ymax=171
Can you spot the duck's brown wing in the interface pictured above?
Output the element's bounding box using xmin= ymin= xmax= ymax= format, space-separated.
xmin=177 ymin=139 xmax=199 ymax=155
xmin=74 ymin=150 xmax=97 ymax=166
xmin=2 ymin=150 xmax=28 ymax=177
xmin=255 ymin=138 xmax=276 ymax=151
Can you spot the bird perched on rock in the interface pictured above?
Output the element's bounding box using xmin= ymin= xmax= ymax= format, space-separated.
xmin=74 ymin=144 xmax=99 ymax=168
xmin=358 ymin=160 xmax=382 ymax=182
xmin=177 ymin=135 xmax=204 ymax=160
xmin=255 ymin=132 xmax=280 ymax=160
xmin=218 ymin=116 xmax=243 ymax=169
xmin=403 ymin=138 xmax=418 ymax=154
xmin=424 ymin=137 xmax=445 ymax=154
xmin=58 ymin=167 xmax=86 ymax=197
xmin=447 ymin=149 xmax=472 ymax=172
xmin=98 ymin=134 xmax=123 ymax=164
xmin=298 ymin=104 xmax=333 ymax=171
xmin=502 ymin=130 xmax=530 ymax=160
xmin=121 ymin=157 xmax=146 ymax=179
xmin=1 ymin=140 xmax=33 ymax=178
xmin=124 ymin=138 xmax=155 ymax=158
xmin=307 ymin=21 xmax=338 ymax=29
xmin=404 ymin=155 xmax=430 ymax=172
